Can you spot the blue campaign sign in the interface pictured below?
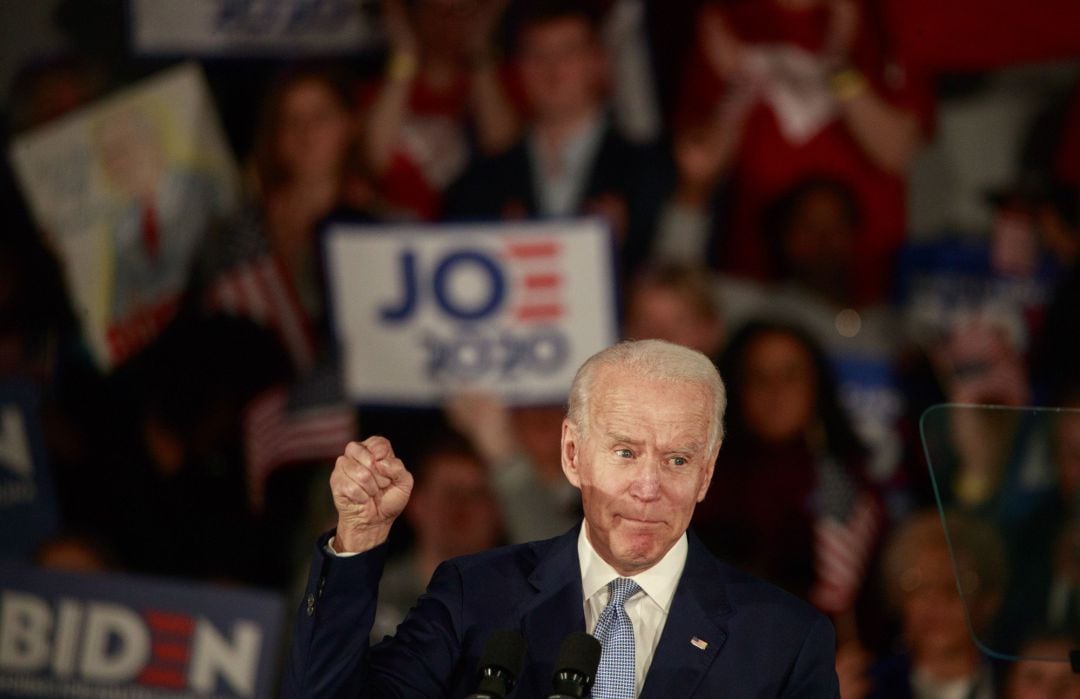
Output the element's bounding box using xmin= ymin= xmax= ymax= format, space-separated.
xmin=0 ymin=382 xmax=58 ymax=560
xmin=894 ymin=238 xmax=1062 ymax=349
xmin=0 ymin=564 xmax=287 ymax=698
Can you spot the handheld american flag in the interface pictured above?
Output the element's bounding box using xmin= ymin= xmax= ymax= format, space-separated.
xmin=206 ymin=254 xmax=317 ymax=374
xmin=242 ymin=385 xmax=355 ymax=510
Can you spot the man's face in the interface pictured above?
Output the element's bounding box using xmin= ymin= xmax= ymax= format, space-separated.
xmin=96 ymin=112 xmax=165 ymax=199
xmin=624 ymin=285 xmax=724 ymax=358
xmin=561 ymin=368 xmax=718 ymax=575
xmin=517 ymin=17 xmax=606 ymax=123
xmin=899 ymin=546 xmax=979 ymax=656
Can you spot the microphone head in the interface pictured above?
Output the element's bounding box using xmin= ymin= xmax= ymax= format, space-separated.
xmin=553 ymin=631 xmax=602 ymax=684
xmin=480 ymin=629 xmax=527 ymax=679
xmin=469 ymin=629 xmax=527 ymax=698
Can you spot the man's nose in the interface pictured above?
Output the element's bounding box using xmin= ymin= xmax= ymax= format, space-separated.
xmin=629 ymin=460 xmax=662 ymax=501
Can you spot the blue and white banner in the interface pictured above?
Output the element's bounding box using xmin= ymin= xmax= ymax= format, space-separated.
xmin=0 ymin=565 xmax=286 ymax=698
xmin=324 ymin=219 xmax=619 ymax=406
xmin=0 ymin=382 xmax=57 ymax=560
xmin=130 ymin=0 xmax=381 ymax=56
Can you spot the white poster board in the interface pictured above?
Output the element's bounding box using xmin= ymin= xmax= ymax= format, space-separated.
xmin=130 ymin=0 xmax=381 ymax=56
xmin=325 ymin=219 xmax=619 ymax=406
xmin=9 ymin=63 xmax=239 ymax=369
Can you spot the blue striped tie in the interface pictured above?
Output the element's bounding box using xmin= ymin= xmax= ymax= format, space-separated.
xmin=592 ymin=577 xmax=640 ymax=699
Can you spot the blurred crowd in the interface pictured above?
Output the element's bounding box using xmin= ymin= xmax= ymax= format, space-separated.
xmin=2 ymin=0 xmax=1080 ymax=696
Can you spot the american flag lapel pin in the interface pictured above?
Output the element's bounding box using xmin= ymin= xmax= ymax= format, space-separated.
xmin=690 ymin=637 xmax=709 ymax=650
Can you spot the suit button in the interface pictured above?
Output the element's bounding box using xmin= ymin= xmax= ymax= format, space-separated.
xmin=318 ymin=576 xmax=326 ymax=597
xmin=306 ymin=593 xmax=316 ymax=616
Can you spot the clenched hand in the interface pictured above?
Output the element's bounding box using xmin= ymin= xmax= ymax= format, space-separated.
xmin=329 ymin=437 xmax=414 ymax=553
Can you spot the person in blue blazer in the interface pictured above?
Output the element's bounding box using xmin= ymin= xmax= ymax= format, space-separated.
xmin=285 ymin=340 xmax=839 ymax=697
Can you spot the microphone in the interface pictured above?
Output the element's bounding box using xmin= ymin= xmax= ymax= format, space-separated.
xmin=547 ymin=632 xmax=602 ymax=699
xmin=466 ymin=629 xmax=527 ymax=699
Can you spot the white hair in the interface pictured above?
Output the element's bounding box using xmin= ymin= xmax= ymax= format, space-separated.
xmin=566 ymin=339 xmax=726 ymax=453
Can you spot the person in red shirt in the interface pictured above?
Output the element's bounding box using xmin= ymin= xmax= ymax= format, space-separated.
xmin=360 ymin=0 xmax=519 ymax=221
xmin=682 ymin=0 xmax=934 ymax=303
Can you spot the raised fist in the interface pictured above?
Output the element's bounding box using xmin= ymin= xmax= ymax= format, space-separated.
xmin=329 ymin=437 xmax=414 ymax=553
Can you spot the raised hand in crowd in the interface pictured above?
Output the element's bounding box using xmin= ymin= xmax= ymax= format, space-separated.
xmin=821 ymin=0 xmax=860 ymax=71
xmin=933 ymin=319 xmax=1030 ymax=408
xmin=834 ymin=640 xmax=871 ymax=699
xmin=383 ymin=0 xmax=419 ymax=57
xmin=461 ymin=0 xmax=518 ymax=156
xmin=817 ymin=0 xmax=922 ymax=175
xmin=363 ymin=0 xmax=517 ymax=220
xmin=329 ymin=437 xmax=414 ymax=553
xmin=699 ymin=7 xmax=745 ymax=83
xmin=364 ymin=0 xmax=420 ymax=179
xmin=462 ymin=0 xmax=508 ymax=61
xmin=931 ymin=320 xmax=1031 ymax=505
xmin=444 ymin=392 xmax=580 ymax=544
xmin=443 ymin=392 xmax=517 ymax=465
xmin=672 ymin=116 xmax=741 ymax=210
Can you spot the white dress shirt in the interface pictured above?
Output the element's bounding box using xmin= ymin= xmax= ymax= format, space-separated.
xmin=329 ymin=521 xmax=689 ymax=697
xmin=528 ymin=114 xmax=607 ymax=217
xmin=578 ymin=521 xmax=688 ymax=697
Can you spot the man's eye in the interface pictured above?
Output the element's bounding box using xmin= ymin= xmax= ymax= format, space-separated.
xmin=671 ymin=456 xmax=688 ymax=467
xmin=615 ymin=449 xmax=633 ymax=459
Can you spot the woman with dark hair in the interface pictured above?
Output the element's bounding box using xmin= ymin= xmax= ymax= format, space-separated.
xmin=693 ymin=320 xmax=884 ymax=636
xmin=194 ymin=64 xmax=375 ymax=360
xmin=248 ymin=64 xmax=371 ymax=320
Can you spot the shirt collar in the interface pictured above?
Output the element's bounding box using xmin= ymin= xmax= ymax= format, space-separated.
xmin=528 ymin=113 xmax=607 ymax=178
xmin=577 ymin=519 xmax=688 ymax=613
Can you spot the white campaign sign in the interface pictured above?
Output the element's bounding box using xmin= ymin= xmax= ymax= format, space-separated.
xmin=9 ymin=63 xmax=239 ymax=369
xmin=131 ymin=0 xmax=381 ymax=56
xmin=325 ymin=219 xmax=618 ymax=406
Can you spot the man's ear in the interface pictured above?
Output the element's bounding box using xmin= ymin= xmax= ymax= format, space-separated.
xmin=696 ymin=442 xmax=720 ymax=503
xmin=561 ymin=419 xmax=582 ymax=489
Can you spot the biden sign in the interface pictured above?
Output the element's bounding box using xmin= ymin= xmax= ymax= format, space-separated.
xmin=0 ymin=565 xmax=285 ymax=698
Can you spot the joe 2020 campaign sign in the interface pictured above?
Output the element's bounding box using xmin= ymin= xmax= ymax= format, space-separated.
xmin=324 ymin=219 xmax=618 ymax=406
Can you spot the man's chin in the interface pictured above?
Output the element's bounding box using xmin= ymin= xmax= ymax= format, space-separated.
xmin=611 ymin=533 xmax=668 ymax=570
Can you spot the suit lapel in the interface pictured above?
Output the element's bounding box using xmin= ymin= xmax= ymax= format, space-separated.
xmin=640 ymin=533 xmax=734 ymax=699
xmin=516 ymin=526 xmax=586 ymax=693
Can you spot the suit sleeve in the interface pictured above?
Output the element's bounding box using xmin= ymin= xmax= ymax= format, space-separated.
xmin=780 ymin=613 xmax=840 ymax=698
xmin=282 ymin=532 xmax=467 ymax=698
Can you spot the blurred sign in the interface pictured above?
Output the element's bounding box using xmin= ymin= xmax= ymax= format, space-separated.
xmin=324 ymin=219 xmax=618 ymax=406
xmin=0 ymin=383 xmax=57 ymax=560
xmin=9 ymin=63 xmax=240 ymax=370
xmin=130 ymin=0 xmax=381 ymax=56
xmin=896 ymin=240 xmax=1059 ymax=353
xmin=0 ymin=565 xmax=285 ymax=698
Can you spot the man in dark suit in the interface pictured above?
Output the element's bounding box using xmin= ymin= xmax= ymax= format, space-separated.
xmin=445 ymin=1 xmax=672 ymax=280
xmin=284 ymin=340 xmax=839 ymax=697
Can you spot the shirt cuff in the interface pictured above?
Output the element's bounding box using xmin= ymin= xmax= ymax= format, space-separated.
xmin=324 ymin=536 xmax=362 ymax=558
